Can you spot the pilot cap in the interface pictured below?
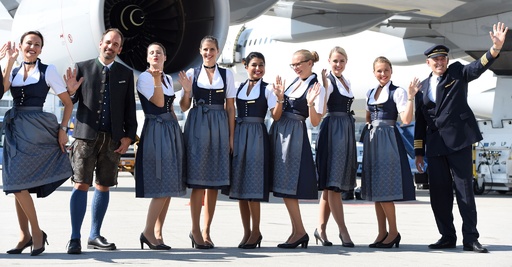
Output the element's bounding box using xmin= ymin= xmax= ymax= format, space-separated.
xmin=424 ymin=45 xmax=449 ymax=58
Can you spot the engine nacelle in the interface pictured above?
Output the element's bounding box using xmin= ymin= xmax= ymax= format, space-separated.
xmin=11 ymin=0 xmax=230 ymax=75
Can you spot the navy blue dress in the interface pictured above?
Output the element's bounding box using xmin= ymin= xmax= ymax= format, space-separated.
xmin=2 ymin=61 xmax=72 ymax=197
xmin=361 ymin=83 xmax=415 ymax=201
xmin=135 ymin=85 xmax=186 ymax=198
xmin=230 ymin=80 xmax=270 ymax=201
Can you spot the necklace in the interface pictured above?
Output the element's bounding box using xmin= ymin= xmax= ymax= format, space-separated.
xmin=24 ymin=61 xmax=37 ymax=65
xmin=203 ymin=65 xmax=216 ymax=69
xmin=249 ymin=79 xmax=260 ymax=83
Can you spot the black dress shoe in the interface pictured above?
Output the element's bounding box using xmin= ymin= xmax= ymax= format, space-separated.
xmin=6 ymin=238 xmax=33 ymax=254
xmin=67 ymin=238 xmax=82 ymax=254
xmin=428 ymin=238 xmax=456 ymax=249
xmin=463 ymin=241 xmax=489 ymax=253
xmin=87 ymin=236 xmax=116 ymax=250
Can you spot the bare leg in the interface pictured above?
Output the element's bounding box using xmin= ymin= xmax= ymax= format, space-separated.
xmin=14 ymin=191 xmax=43 ymax=250
xmin=143 ymin=197 xmax=170 ymax=245
xmin=317 ymin=190 xmax=331 ymax=241
xmin=202 ymin=189 xmax=218 ymax=245
xmin=190 ymin=189 xmax=206 ymax=245
xmin=11 ymin=200 xmax=32 ymax=249
xmin=155 ymin=197 xmax=171 ymax=244
xmin=373 ymin=202 xmax=388 ymax=243
xmin=246 ymin=201 xmax=261 ymax=244
xmin=283 ymin=198 xmax=307 ymax=243
xmin=327 ymin=191 xmax=352 ymax=243
xmin=238 ymin=200 xmax=251 ymax=246
xmin=379 ymin=201 xmax=398 ymax=243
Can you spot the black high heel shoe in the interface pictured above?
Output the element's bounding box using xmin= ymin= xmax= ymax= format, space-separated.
xmin=339 ymin=234 xmax=355 ymax=248
xmin=376 ymin=233 xmax=401 ymax=248
xmin=277 ymin=234 xmax=309 ymax=249
xmin=140 ymin=233 xmax=171 ymax=250
xmin=314 ymin=229 xmax=332 ymax=246
xmin=241 ymin=235 xmax=262 ymax=249
xmin=6 ymin=238 xmax=33 ymax=254
xmin=369 ymin=232 xmax=388 ymax=248
xmin=189 ymin=232 xmax=212 ymax=249
xmin=30 ymin=231 xmax=48 ymax=256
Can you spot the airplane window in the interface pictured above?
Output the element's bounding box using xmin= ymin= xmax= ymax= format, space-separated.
xmin=259 ymin=38 xmax=262 ymax=45
xmin=244 ymin=40 xmax=247 ymax=47
xmin=249 ymin=40 xmax=252 ymax=46
xmin=264 ymin=37 xmax=268 ymax=44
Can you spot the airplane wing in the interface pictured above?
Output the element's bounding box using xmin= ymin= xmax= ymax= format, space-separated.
xmin=263 ymin=1 xmax=512 ymax=69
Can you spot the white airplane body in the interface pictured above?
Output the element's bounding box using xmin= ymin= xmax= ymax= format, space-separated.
xmin=0 ymin=0 xmax=511 ymax=192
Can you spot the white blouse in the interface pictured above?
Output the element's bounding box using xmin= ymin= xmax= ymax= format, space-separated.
xmin=180 ymin=66 xmax=236 ymax=99
xmin=285 ymin=74 xmax=325 ymax=114
xmin=325 ymin=72 xmax=353 ymax=103
xmin=10 ymin=61 xmax=67 ymax=95
xmin=365 ymin=81 xmax=408 ymax=113
xmin=236 ymin=79 xmax=277 ymax=110
xmin=137 ymin=71 xmax=175 ymax=100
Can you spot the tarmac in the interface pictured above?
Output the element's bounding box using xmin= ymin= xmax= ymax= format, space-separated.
xmin=0 ymin=172 xmax=511 ymax=267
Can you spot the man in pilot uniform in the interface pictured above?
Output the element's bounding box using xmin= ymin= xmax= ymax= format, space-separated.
xmin=414 ymin=22 xmax=507 ymax=253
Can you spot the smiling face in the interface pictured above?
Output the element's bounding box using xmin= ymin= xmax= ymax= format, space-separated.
xmin=147 ymin=44 xmax=166 ymax=69
xmin=200 ymin=40 xmax=218 ymax=66
xmin=373 ymin=61 xmax=392 ymax=86
xmin=427 ymin=55 xmax=449 ymax=76
xmin=245 ymin=57 xmax=265 ymax=80
xmin=328 ymin=51 xmax=347 ymax=77
xmin=19 ymin=34 xmax=43 ymax=62
xmin=290 ymin=53 xmax=312 ymax=79
xmin=99 ymin=31 xmax=123 ymax=64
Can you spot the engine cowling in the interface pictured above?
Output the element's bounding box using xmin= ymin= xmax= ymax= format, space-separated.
xmin=11 ymin=0 xmax=230 ymax=75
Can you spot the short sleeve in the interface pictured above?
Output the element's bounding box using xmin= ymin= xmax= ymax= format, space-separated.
xmin=313 ymin=84 xmax=326 ymax=114
xmin=265 ymin=84 xmax=277 ymax=110
xmin=394 ymin=87 xmax=408 ymax=113
xmin=45 ymin=64 xmax=67 ymax=95
xmin=225 ymin=69 xmax=236 ymax=98
xmin=136 ymin=72 xmax=155 ymax=100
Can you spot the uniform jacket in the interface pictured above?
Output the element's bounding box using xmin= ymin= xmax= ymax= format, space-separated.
xmin=414 ymin=51 xmax=496 ymax=157
xmin=71 ymin=58 xmax=137 ymax=142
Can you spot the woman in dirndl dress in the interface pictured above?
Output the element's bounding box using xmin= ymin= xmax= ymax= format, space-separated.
xmin=135 ymin=42 xmax=186 ymax=250
xmin=361 ymin=56 xmax=420 ymax=249
xmin=230 ymin=52 xmax=283 ymax=249
xmin=178 ymin=36 xmax=236 ymax=249
xmin=1 ymin=31 xmax=74 ymax=256
xmin=271 ymin=49 xmax=325 ymax=249
xmin=314 ymin=46 xmax=356 ymax=248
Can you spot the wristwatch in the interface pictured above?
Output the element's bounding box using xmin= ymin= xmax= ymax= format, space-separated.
xmin=60 ymin=126 xmax=69 ymax=133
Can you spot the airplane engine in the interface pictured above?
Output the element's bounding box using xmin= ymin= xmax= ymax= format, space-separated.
xmin=11 ymin=0 xmax=231 ymax=75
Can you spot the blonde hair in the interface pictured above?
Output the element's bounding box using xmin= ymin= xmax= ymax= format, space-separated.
xmin=294 ymin=49 xmax=319 ymax=64
xmin=329 ymin=46 xmax=347 ymax=60
xmin=373 ymin=56 xmax=392 ymax=70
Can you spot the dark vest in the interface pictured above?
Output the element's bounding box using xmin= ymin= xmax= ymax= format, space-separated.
xmin=235 ymin=80 xmax=268 ymax=118
xmin=11 ymin=61 xmax=49 ymax=107
xmin=283 ymin=74 xmax=319 ymax=118
xmin=192 ymin=66 xmax=227 ymax=106
xmin=327 ymin=74 xmax=353 ymax=113
xmin=367 ymin=83 xmax=399 ymax=121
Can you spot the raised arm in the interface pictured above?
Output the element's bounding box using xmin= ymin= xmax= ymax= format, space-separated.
xmin=178 ymin=70 xmax=192 ymax=111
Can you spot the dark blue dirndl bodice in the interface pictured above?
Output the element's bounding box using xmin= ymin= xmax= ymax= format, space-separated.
xmin=326 ymin=74 xmax=353 ymax=113
xmin=283 ymin=75 xmax=319 ymax=118
xmin=236 ymin=80 xmax=269 ymax=119
xmin=367 ymin=83 xmax=399 ymax=121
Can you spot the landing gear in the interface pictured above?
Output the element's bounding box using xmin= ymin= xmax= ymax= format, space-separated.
xmin=473 ymin=178 xmax=485 ymax=195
